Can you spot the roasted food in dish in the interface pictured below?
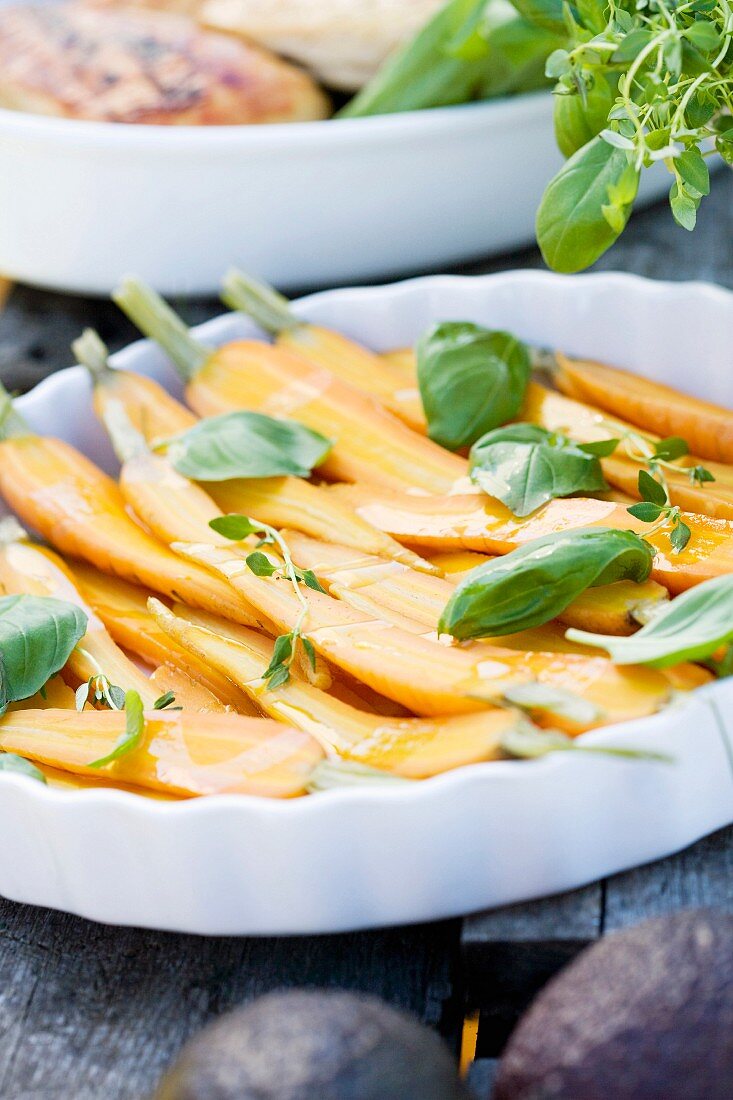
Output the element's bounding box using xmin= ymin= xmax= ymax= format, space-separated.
xmin=0 ymin=3 xmax=330 ymax=124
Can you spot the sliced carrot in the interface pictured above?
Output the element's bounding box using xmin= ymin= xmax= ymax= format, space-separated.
xmin=328 ymin=483 xmax=733 ymax=594
xmin=552 ymin=351 xmax=733 ymax=465
xmin=0 ymin=708 xmax=322 ymax=797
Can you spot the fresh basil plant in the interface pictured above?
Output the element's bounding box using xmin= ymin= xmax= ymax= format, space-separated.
xmin=469 ymin=423 xmax=616 ymax=515
xmin=439 ymin=527 xmax=653 ymax=638
xmin=164 ymin=411 xmax=332 ymax=481
xmin=417 ymin=322 xmax=531 ymax=450
xmin=0 ymin=594 xmax=87 ymax=714
xmin=566 ymin=573 xmax=733 ymax=668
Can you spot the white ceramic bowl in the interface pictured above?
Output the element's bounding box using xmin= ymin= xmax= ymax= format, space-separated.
xmin=2 ymin=270 xmax=733 ymax=934
xmin=0 ymin=96 xmax=674 ymax=296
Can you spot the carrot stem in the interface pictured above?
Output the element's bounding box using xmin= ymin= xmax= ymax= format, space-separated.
xmin=72 ymin=328 xmax=114 ymax=383
xmin=112 ymin=278 xmax=209 ymax=382
xmin=220 ymin=269 xmax=299 ymax=335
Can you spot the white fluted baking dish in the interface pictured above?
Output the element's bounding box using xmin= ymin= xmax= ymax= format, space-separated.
xmin=1 ymin=270 xmax=732 ymax=934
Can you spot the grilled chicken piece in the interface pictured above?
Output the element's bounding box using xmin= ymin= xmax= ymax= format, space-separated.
xmin=0 ymin=3 xmax=330 ymax=124
xmin=94 ymin=0 xmax=444 ymax=91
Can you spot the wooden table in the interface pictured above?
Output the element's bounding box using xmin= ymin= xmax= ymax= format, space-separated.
xmin=1 ymin=172 xmax=733 ymax=1100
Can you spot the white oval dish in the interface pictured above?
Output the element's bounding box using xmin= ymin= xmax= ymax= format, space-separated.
xmin=3 ymin=270 xmax=733 ymax=934
xmin=0 ymin=96 xmax=674 ymax=296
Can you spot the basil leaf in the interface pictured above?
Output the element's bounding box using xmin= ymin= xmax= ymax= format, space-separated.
xmin=469 ymin=423 xmax=608 ymax=516
xmin=0 ymin=595 xmax=87 ymax=713
xmin=537 ymin=135 xmax=640 ymax=273
xmin=417 ymin=323 xmax=531 ymax=450
xmin=554 ymin=73 xmax=614 ymax=157
xmin=89 ymin=690 xmax=145 ymax=769
xmin=209 ymin=514 xmax=260 ymax=540
xmin=566 ymin=573 xmax=733 ymax=667
xmin=0 ymin=753 xmax=47 ymax=784
xmin=579 ymin=438 xmax=620 ymax=457
xmin=439 ymin=528 xmax=653 ymax=638
xmin=166 ymin=412 xmax=332 ymax=481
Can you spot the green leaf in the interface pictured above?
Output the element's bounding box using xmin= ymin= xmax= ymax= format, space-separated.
xmin=439 ymin=527 xmax=653 ymax=638
xmin=246 ymin=551 xmax=278 ymax=577
xmin=165 ymin=411 xmax=331 ymax=482
xmin=690 ymin=465 xmax=715 ymax=485
xmin=627 ymin=502 xmax=664 ymax=522
xmin=537 ymin=136 xmax=640 ymax=273
xmin=209 ymin=514 xmax=261 ymax=541
xmin=88 ymin=690 xmax=145 ymax=769
xmin=0 ymin=595 xmax=87 ymax=713
xmin=612 ymin=28 xmax=654 ymax=62
xmin=300 ymin=569 xmax=327 ymax=594
xmin=566 ymin=573 xmax=733 ymax=666
xmin=553 ymin=73 xmax=615 ymax=157
xmin=503 ymin=683 xmax=602 ymax=725
xmin=153 ymin=691 xmax=176 ymax=710
xmin=417 ymin=323 xmax=531 ymax=450
xmin=578 ymin=438 xmax=620 ymax=457
xmin=675 ymin=148 xmax=710 ymax=197
xmin=0 ymin=753 xmax=47 ymax=784
xmin=638 ymin=468 xmax=668 ymax=506
xmin=302 ymin=637 xmax=317 ymax=672
xmin=670 ymin=518 xmax=691 ymax=553
xmin=545 ymin=47 xmax=571 ymax=77
xmin=339 ymin=0 xmax=503 ymax=117
xmin=510 ymin=0 xmax=566 ymax=34
xmin=684 ymin=20 xmax=720 ymax=51
xmin=654 ymin=435 xmax=689 ymax=461
xmin=469 ymin=423 xmax=607 ymax=516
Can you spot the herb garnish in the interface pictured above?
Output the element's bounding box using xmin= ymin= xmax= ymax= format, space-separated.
xmin=209 ymin=514 xmax=326 ymax=688
xmin=0 ymin=594 xmax=87 ymax=715
xmin=534 ymin=0 xmax=733 ymax=270
xmin=153 ymin=691 xmax=178 ymax=710
xmin=469 ymin=423 xmax=615 ymax=515
xmin=627 ymin=469 xmax=692 ymax=553
xmin=160 ymin=411 xmax=332 ymax=482
xmin=417 ymin=322 xmax=531 ymax=450
xmin=566 ymin=572 xmax=733 ymax=667
xmin=75 ymin=671 xmax=126 ymax=712
xmin=88 ymin=690 xmax=146 ymax=769
xmin=439 ymin=527 xmax=654 ymax=638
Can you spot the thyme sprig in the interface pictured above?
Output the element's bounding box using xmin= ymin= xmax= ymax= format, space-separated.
xmin=209 ymin=514 xmax=326 ymax=689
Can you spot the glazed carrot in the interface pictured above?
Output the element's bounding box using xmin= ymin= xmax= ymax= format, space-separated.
xmin=113 ymin=278 xmax=466 ymax=493
xmin=523 ymin=381 xmax=733 ymax=519
xmin=551 ymin=351 xmax=733 ymax=465
xmin=424 ymin=549 xmax=669 ymax=634
xmin=221 ymin=270 xmax=425 ymax=431
xmin=70 ymin=562 xmax=261 ymax=716
xmin=7 ymin=674 xmax=77 ymax=712
xmin=147 ymin=665 xmax=229 ymax=713
xmin=280 ymin=530 xmax=699 ymax=726
xmin=171 ymin=540 xmax=536 ymax=716
xmin=0 ymin=520 xmax=159 ymax=706
xmin=149 ymin=598 xmax=535 ymax=773
xmin=0 ymin=388 xmax=269 ymax=631
xmin=327 ymin=483 xmax=733 ymax=594
xmin=283 ymin=530 xmax=669 ymax=636
xmin=0 ymin=708 xmax=323 ymax=797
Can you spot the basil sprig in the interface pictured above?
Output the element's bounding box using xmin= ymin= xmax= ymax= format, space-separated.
xmin=469 ymin=424 xmax=616 ymax=516
xmin=439 ymin=528 xmax=653 ymax=639
xmin=89 ymin=690 xmax=145 ymax=769
xmin=0 ymin=594 xmax=87 ymax=714
xmin=417 ymin=322 xmax=531 ymax=451
xmin=163 ymin=412 xmax=332 ymax=482
xmin=566 ymin=574 xmax=733 ymax=669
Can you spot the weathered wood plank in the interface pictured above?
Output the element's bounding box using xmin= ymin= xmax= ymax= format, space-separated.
xmin=603 ymin=824 xmax=733 ymax=932
xmin=0 ymin=901 xmax=460 ymax=1100
xmin=461 ymin=886 xmax=601 ymax=1055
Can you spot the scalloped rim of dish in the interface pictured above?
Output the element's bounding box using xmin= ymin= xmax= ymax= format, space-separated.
xmin=4 ymin=268 xmax=733 ymax=820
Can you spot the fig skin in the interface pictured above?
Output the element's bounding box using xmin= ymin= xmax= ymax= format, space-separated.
xmin=155 ymin=988 xmax=471 ymax=1100
xmin=495 ymin=909 xmax=733 ymax=1100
